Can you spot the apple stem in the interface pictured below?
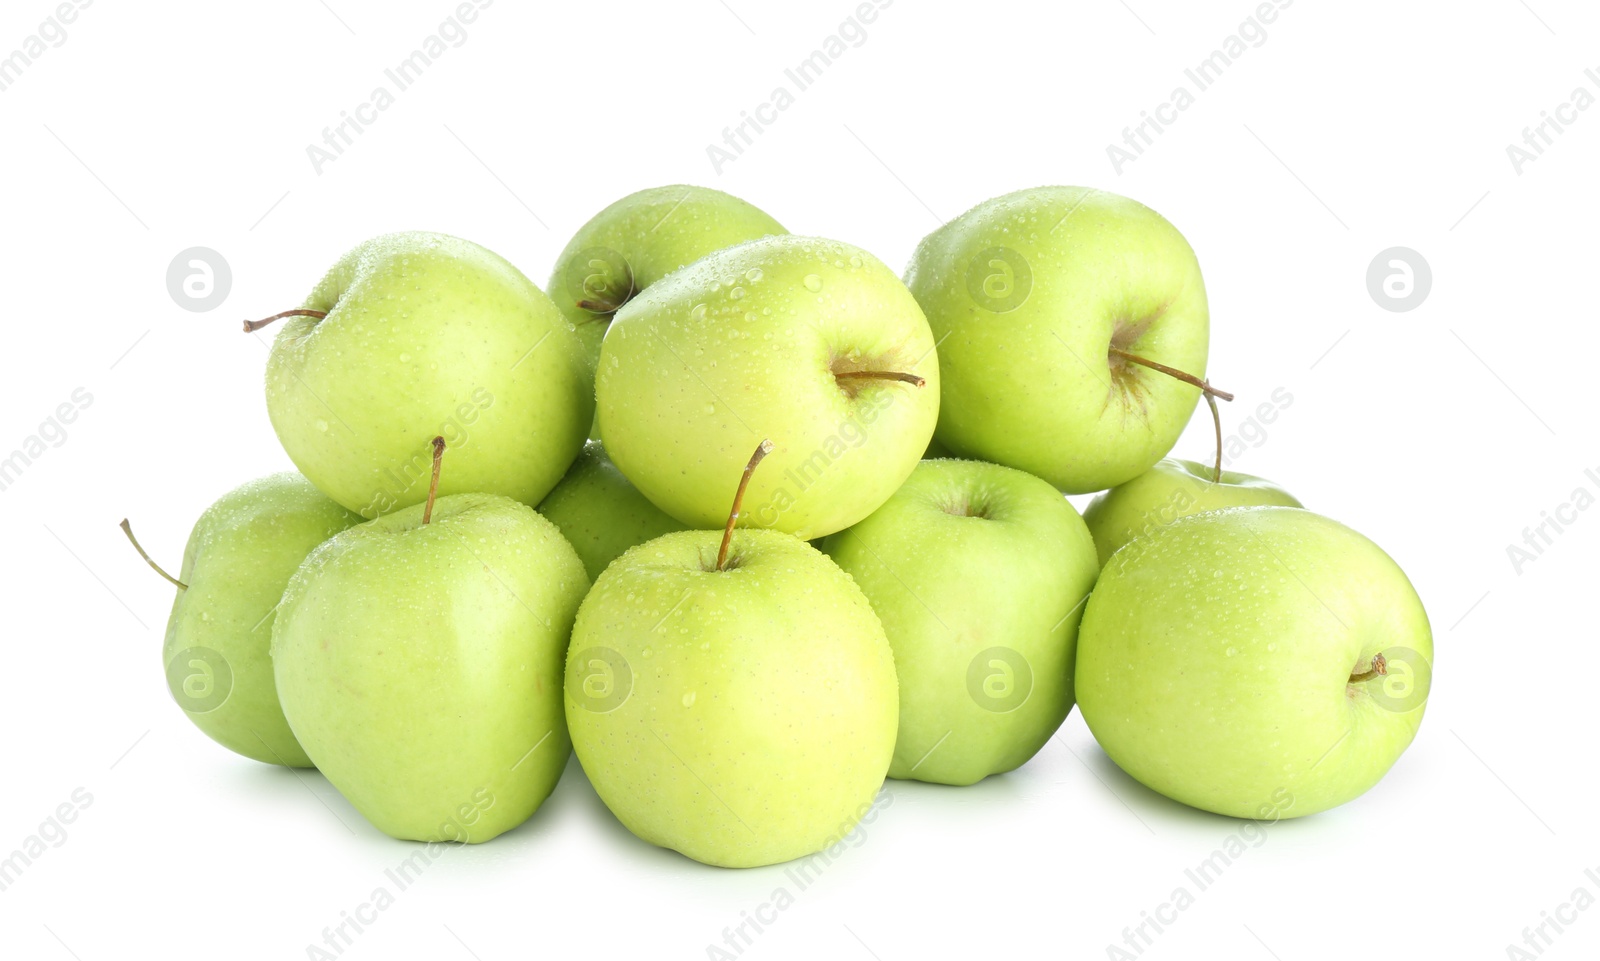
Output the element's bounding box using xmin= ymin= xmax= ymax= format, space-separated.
xmin=421 ymin=436 xmax=446 ymax=525
xmin=835 ymin=370 xmax=927 ymax=388
xmin=1109 ymin=348 xmax=1234 ymax=402
xmin=119 ymin=519 xmax=187 ymax=591
xmin=1205 ymin=392 xmax=1223 ymax=484
xmin=243 ymin=309 xmax=327 ymax=333
xmin=717 ymin=439 xmax=774 ymax=572
xmin=1349 ymin=653 xmax=1388 ymax=684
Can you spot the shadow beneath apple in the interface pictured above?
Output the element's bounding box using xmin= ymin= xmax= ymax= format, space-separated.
xmin=1071 ymin=737 xmax=1324 ymax=838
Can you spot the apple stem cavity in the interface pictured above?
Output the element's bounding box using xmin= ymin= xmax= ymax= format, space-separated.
xmin=1108 ymin=348 xmax=1233 ymax=402
xmin=242 ymin=309 xmax=328 ymax=333
xmin=118 ymin=518 xmax=188 ymax=591
xmin=1109 ymin=347 xmax=1233 ymax=483
xmin=1349 ymin=653 xmax=1389 ymax=684
xmin=716 ymin=439 xmax=775 ymax=572
xmin=421 ymin=435 xmax=446 ymax=525
xmin=834 ymin=370 xmax=927 ymax=388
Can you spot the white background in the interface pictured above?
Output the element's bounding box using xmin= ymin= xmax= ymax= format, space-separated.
xmin=0 ymin=1 xmax=1594 ymax=958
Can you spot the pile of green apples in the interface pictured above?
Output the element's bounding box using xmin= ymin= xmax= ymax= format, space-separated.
xmin=127 ymin=185 xmax=1432 ymax=868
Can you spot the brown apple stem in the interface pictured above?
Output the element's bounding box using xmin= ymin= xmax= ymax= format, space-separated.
xmin=243 ymin=309 xmax=327 ymax=333
xmin=421 ymin=436 xmax=446 ymax=525
xmin=717 ymin=439 xmax=774 ymax=572
xmin=1206 ymin=392 xmax=1223 ymax=484
xmin=576 ymin=299 xmax=621 ymax=314
xmin=119 ymin=519 xmax=188 ymax=590
xmin=1109 ymin=348 xmax=1234 ymax=402
xmin=1349 ymin=653 xmax=1388 ymax=684
xmin=835 ymin=370 xmax=927 ymax=388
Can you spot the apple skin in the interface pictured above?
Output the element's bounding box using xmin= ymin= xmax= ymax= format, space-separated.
xmin=1082 ymin=458 xmax=1303 ymax=565
xmin=904 ymin=187 xmax=1208 ymax=494
xmin=598 ymin=235 xmax=940 ymax=539
xmin=537 ymin=440 xmax=688 ymax=581
xmin=265 ymin=232 xmax=591 ymax=519
xmin=823 ymin=459 xmax=1100 ymax=785
xmin=565 ymin=529 xmax=897 ymax=868
xmin=548 ymin=185 xmax=786 ymax=376
xmin=1076 ymin=506 xmax=1432 ymax=819
xmin=272 ymin=493 xmax=588 ymax=843
xmin=163 ymin=473 xmax=362 ymax=767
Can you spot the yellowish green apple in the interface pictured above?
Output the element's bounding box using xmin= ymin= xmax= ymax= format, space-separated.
xmin=905 ymin=187 xmax=1215 ymax=494
xmin=1082 ymin=458 xmax=1302 ymax=564
xmin=1076 ymin=506 xmax=1432 ymax=819
xmin=598 ymin=235 xmax=939 ymax=539
xmin=273 ymin=447 xmax=588 ymax=843
xmin=257 ymin=232 xmax=591 ymax=518
xmin=128 ymin=473 xmax=361 ymax=767
xmin=823 ymin=459 xmax=1099 ymax=785
xmin=566 ymin=443 xmax=898 ymax=866
xmin=537 ymin=440 xmax=688 ymax=581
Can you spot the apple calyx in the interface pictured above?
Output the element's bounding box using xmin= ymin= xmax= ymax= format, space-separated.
xmin=1108 ymin=347 xmax=1233 ymax=484
xmin=715 ymin=438 xmax=774 ymax=572
xmin=242 ymin=309 xmax=328 ymax=333
xmin=119 ymin=518 xmax=188 ymax=591
xmin=1349 ymin=653 xmax=1388 ymax=684
xmin=421 ymin=435 xmax=446 ymax=525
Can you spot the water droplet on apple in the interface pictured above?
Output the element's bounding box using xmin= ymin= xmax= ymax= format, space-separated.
xmin=1225 ymin=646 xmax=1238 ymax=657
xmin=745 ymin=268 xmax=764 ymax=282
xmin=704 ymin=403 xmax=716 ymax=415
xmin=681 ymin=692 xmax=696 ymax=708
xmin=315 ymin=419 xmax=329 ymax=432
xmin=803 ymin=274 xmax=823 ymax=292
xmin=641 ymin=647 xmax=653 ymax=658
xmin=691 ymin=303 xmax=708 ymax=321
xmin=730 ymin=287 xmax=746 ymax=300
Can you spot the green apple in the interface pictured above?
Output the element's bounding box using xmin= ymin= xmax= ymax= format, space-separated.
xmin=565 ymin=445 xmax=897 ymax=866
xmin=537 ymin=439 xmax=688 ymax=581
xmin=1076 ymin=506 xmax=1432 ymax=819
xmin=823 ymin=459 xmax=1099 ymax=785
xmin=548 ymin=185 xmax=786 ymax=376
xmin=905 ymin=187 xmax=1211 ymax=494
xmin=597 ymin=235 xmax=940 ymax=539
xmin=136 ymin=473 xmax=361 ymax=767
xmin=272 ymin=488 xmax=588 ymax=843
xmin=1082 ymin=458 xmax=1302 ymax=565
xmin=259 ymin=231 xmax=591 ymax=518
